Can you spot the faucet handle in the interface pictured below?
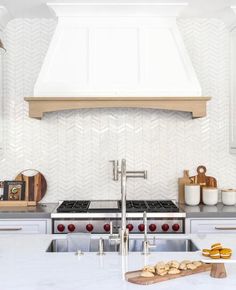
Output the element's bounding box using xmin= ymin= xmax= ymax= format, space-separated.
xmin=148 ymin=236 xmax=156 ymax=248
xmin=141 ymin=239 xmax=156 ymax=255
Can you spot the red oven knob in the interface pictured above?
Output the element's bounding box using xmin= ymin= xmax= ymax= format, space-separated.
xmin=138 ymin=224 xmax=145 ymax=232
xmin=172 ymin=224 xmax=180 ymax=232
xmin=86 ymin=224 xmax=94 ymax=232
xmin=68 ymin=224 xmax=75 ymax=232
xmin=103 ymin=224 xmax=110 ymax=232
xmin=162 ymin=224 xmax=169 ymax=232
xmin=149 ymin=224 xmax=157 ymax=232
xmin=57 ymin=224 xmax=65 ymax=232
xmin=126 ymin=224 xmax=134 ymax=232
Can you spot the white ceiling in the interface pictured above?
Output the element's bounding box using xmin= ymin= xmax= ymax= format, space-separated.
xmin=0 ymin=0 xmax=236 ymax=26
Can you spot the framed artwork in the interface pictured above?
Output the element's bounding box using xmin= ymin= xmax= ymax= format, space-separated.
xmin=3 ymin=181 xmax=26 ymax=201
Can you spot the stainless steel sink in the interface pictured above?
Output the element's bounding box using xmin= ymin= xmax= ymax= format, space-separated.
xmin=129 ymin=238 xmax=198 ymax=252
xmin=46 ymin=238 xmax=198 ymax=253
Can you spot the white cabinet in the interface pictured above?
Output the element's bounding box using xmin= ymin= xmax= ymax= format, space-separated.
xmin=230 ymin=28 xmax=236 ymax=153
xmin=188 ymin=218 xmax=236 ymax=234
xmin=0 ymin=219 xmax=52 ymax=234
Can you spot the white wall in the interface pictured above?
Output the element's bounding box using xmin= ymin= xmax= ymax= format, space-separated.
xmin=0 ymin=18 xmax=236 ymax=202
xmin=0 ymin=29 xmax=3 ymax=155
xmin=0 ymin=53 xmax=2 ymax=154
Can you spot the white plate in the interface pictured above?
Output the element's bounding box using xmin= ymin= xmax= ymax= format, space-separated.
xmin=196 ymin=251 xmax=236 ymax=264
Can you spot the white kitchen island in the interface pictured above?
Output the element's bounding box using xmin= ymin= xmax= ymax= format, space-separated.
xmin=0 ymin=234 xmax=236 ymax=290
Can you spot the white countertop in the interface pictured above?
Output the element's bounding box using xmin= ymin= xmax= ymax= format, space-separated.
xmin=0 ymin=234 xmax=236 ymax=290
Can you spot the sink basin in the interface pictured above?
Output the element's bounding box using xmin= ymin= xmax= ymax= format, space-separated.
xmin=129 ymin=238 xmax=198 ymax=252
xmin=46 ymin=238 xmax=199 ymax=253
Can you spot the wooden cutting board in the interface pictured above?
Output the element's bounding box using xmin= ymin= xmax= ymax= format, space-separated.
xmin=178 ymin=170 xmax=191 ymax=204
xmin=189 ymin=166 xmax=217 ymax=188
xmin=125 ymin=263 xmax=212 ymax=285
xmin=15 ymin=169 xmax=47 ymax=202
xmin=189 ymin=165 xmax=217 ymax=203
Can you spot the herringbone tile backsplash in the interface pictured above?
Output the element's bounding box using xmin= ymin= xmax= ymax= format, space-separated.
xmin=0 ymin=18 xmax=236 ymax=202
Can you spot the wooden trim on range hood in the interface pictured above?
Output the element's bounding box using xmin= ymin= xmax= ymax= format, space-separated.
xmin=24 ymin=96 xmax=211 ymax=119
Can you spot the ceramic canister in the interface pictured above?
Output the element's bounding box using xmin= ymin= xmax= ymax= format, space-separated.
xmin=221 ymin=189 xmax=236 ymax=206
xmin=202 ymin=187 xmax=218 ymax=206
xmin=184 ymin=184 xmax=200 ymax=206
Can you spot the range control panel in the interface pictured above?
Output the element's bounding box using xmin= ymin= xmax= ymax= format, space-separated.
xmin=53 ymin=218 xmax=185 ymax=234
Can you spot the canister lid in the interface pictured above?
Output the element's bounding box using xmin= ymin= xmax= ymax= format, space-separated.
xmin=221 ymin=188 xmax=236 ymax=192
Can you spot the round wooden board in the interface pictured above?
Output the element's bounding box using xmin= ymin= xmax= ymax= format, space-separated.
xmin=15 ymin=169 xmax=47 ymax=202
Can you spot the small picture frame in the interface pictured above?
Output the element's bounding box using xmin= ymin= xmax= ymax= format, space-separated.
xmin=3 ymin=181 xmax=26 ymax=201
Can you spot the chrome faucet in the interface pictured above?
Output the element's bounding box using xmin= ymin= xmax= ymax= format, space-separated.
xmin=142 ymin=211 xmax=156 ymax=255
xmin=110 ymin=159 xmax=147 ymax=255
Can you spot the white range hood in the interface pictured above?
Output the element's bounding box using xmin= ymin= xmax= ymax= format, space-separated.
xmin=34 ymin=2 xmax=202 ymax=98
xmin=26 ymin=2 xmax=209 ymax=119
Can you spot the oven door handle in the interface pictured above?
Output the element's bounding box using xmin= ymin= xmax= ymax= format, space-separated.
xmin=215 ymin=226 xmax=236 ymax=230
xmin=0 ymin=227 xmax=22 ymax=231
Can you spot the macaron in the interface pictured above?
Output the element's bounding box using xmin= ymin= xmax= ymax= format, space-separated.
xmin=220 ymin=249 xmax=232 ymax=259
xmin=211 ymin=243 xmax=222 ymax=251
xmin=202 ymin=249 xmax=211 ymax=257
xmin=209 ymin=249 xmax=221 ymax=259
xmin=221 ymin=248 xmax=232 ymax=255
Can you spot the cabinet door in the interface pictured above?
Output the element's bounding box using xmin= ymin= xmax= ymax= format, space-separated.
xmin=230 ymin=28 xmax=236 ymax=153
xmin=0 ymin=219 xmax=48 ymax=234
xmin=191 ymin=219 xmax=236 ymax=234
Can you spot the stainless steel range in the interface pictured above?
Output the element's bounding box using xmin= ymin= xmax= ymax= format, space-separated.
xmin=52 ymin=200 xmax=186 ymax=234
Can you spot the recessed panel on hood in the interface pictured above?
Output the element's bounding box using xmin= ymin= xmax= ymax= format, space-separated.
xmin=34 ymin=3 xmax=202 ymax=97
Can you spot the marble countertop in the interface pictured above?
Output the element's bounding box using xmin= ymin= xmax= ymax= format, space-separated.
xmin=0 ymin=203 xmax=58 ymax=219
xmin=0 ymin=233 xmax=236 ymax=290
xmin=180 ymin=203 xmax=236 ymax=218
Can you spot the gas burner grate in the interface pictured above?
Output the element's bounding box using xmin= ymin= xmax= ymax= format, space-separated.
xmin=119 ymin=200 xmax=179 ymax=212
xmin=57 ymin=200 xmax=90 ymax=213
xmin=146 ymin=200 xmax=179 ymax=212
xmin=57 ymin=199 xmax=179 ymax=213
xmin=126 ymin=200 xmax=148 ymax=210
